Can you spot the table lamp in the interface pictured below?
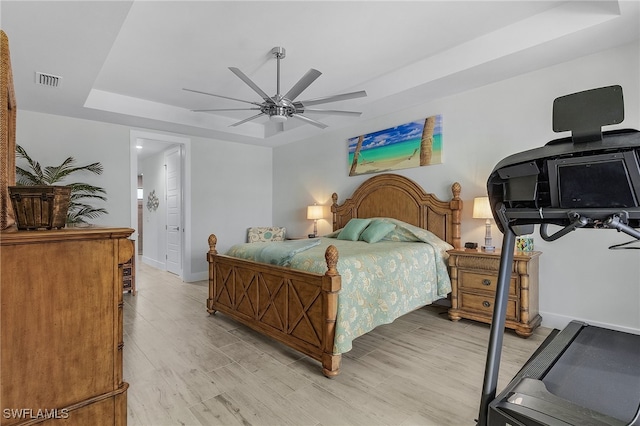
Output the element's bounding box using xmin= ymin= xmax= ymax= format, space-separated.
xmin=473 ymin=196 xmax=495 ymax=252
xmin=307 ymin=204 xmax=323 ymax=237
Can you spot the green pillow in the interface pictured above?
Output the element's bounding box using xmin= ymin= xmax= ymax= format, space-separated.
xmin=360 ymin=220 xmax=396 ymax=243
xmin=337 ymin=218 xmax=372 ymax=241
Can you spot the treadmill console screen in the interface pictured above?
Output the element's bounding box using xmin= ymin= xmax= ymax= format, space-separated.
xmin=548 ymin=151 xmax=640 ymax=209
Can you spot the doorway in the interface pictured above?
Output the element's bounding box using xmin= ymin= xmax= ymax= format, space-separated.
xmin=130 ymin=130 xmax=191 ymax=281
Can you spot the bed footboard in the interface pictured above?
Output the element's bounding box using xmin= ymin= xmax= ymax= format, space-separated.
xmin=206 ymin=234 xmax=342 ymax=377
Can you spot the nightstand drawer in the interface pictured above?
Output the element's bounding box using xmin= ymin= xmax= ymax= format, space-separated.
xmin=459 ymin=292 xmax=518 ymax=322
xmin=459 ymin=271 xmax=517 ymax=296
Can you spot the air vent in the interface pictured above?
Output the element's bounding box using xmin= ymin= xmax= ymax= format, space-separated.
xmin=35 ymin=72 xmax=62 ymax=88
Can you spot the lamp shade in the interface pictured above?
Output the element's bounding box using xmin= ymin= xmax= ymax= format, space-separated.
xmin=472 ymin=196 xmax=493 ymax=219
xmin=307 ymin=205 xmax=323 ymax=220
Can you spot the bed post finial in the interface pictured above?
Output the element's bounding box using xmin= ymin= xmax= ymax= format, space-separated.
xmin=325 ymin=245 xmax=339 ymax=276
xmin=208 ymin=234 xmax=218 ymax=255
xmin=451 ymin=182 xmax=461 ymax=200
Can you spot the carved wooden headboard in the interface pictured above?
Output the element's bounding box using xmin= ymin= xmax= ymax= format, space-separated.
xmin=331 ymin=174 xmax=462 ymax=248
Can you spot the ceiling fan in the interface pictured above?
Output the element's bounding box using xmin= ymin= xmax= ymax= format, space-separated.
xmin=183 ymin=46 xmax=367 ymax=130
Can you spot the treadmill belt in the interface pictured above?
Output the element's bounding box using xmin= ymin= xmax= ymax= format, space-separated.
xmin=542 ymin=325 xmax=640 ymax=423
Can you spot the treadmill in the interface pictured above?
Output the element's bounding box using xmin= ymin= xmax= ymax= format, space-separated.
xmin=477 ymin=85 xmax=640 ymax=426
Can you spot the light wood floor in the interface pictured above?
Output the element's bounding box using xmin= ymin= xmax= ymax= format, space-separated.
xmin=123 ymin=261 xmax=551 ymax=426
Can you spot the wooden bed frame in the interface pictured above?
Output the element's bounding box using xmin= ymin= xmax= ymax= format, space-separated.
xmin=207 ymin=174 xmax=462 ymax=377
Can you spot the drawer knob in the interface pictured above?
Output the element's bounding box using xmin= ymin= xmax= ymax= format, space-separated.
xmin=482 ymin=301 xmax=491 ymax=308
xmin=482 ymin=279 xmax=492 ymax=286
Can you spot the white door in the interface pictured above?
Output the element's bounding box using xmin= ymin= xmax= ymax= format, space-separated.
xmin=165 ymin=146 xmax=182 ymax=276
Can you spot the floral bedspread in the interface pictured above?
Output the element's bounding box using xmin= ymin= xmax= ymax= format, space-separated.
xmin=226 ymin=219 xmax=453 ymax=354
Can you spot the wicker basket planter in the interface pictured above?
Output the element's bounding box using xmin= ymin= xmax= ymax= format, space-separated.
xmin=8 ymin=186 xmax=71 ymax=230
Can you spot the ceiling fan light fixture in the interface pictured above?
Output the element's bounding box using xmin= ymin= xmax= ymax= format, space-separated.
xmin=268 ymin=105 xmax=288 ymax=123
xmin=269 ymin=114 xmax=287 ymax=123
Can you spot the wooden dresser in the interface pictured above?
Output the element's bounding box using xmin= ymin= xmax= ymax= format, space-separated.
xmin=0 ymin=227 xmax=134 ymax=425
xmin=447 ymin=249 xmax=541 ymax=338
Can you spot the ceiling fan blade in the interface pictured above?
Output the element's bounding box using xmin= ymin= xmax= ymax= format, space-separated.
xmin=229 ymin=67 xmax=273 ymax=103
xmin=291 ymin=113 xmax=328 ymax=129
xmin=298 ymin=90 xmax=367 ymax=107
xmin=283 ymin=69 xmax=322 ymax=102
xmin=299 ymin=109 xmax=362 ymax=117
xmin=230 ymin=112 xmax=265 ymax=127
xmin=183 ymin=88 xmax=262 ymax=106
xmin=191 ymin=108 xmax=261 ymax=112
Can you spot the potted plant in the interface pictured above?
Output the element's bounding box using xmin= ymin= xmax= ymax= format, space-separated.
xmin=10 ymin=145 xmax=108 ymax=228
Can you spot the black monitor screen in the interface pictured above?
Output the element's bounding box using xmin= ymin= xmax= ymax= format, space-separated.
xmin=555 ymin=158 xmax=637 ymax=208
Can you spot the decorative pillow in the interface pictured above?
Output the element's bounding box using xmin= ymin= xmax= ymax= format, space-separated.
xmin=337 ymin=218 xmax=371 ymax=241
xmin=359 ymin=220 xmax=396 ymax=243
xmin=247 ymin=226 xmax=286 ymax=243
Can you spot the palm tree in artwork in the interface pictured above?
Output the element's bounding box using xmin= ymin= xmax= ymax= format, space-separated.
xmin=349 ymin=135 xmax=364 ymax=176
xmin=420 ymin=116 xmax=436 ymax=166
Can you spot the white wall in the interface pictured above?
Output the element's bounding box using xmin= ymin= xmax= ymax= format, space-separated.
xmin=15 ymin=111 xmax=273 ymax=282
xmin=273 ymin=41 xmax=640 ymax=333
xmin=189 ymin=135 xmax=273 ymax=277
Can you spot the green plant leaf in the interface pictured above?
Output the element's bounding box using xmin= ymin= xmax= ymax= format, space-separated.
xmin=15 ymin=145 xmax=109 ymax=224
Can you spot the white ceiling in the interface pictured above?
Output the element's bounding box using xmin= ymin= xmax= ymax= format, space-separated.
xmin=2 ymin=1 xmax=639 ymax=148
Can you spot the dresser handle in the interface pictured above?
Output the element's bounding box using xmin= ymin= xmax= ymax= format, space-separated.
xmin=482 ymin=301 xmax=491 ymax=308
xmin=482 ymin=279 xmax=492 ymax=286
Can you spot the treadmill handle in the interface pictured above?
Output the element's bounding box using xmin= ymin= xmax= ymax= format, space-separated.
xmin=540 ymin=214 xmax=589 ymax=242
xmin=603 ymin=213 xmax=640 ymax=240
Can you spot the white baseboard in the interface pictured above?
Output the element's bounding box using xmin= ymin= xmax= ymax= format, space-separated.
xmin=139 ymin=256 xmax=207 ymax=282
xmin=141 ymin=256 xmax=165 ymax=271
xmin=183 ymin=271 xmax=208 ymax=283
xmin=540 ymin=311 xmax=640 ymax=335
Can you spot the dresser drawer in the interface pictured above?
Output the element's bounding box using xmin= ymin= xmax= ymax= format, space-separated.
xmin=459 ymin=270 xmax=517 ymax=296
xmin=459 ymin=292 xmax=518 ymax=322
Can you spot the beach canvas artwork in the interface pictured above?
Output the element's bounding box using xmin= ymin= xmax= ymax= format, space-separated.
xmin=347 ymin=115 xmax=443 ymax=176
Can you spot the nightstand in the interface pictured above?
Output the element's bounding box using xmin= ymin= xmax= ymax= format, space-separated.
xmin=447 ymin=249 xmax=541 ymax=337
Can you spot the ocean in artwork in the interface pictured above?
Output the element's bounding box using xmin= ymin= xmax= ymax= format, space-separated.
xmin=347 ymin=115 xmax=442 ymax=176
